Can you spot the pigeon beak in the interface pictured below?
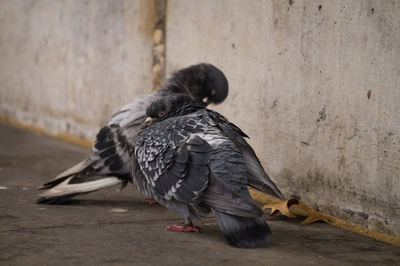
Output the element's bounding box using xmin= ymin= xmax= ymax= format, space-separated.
xmin=145 ymin=117 xmax=153 ymax=123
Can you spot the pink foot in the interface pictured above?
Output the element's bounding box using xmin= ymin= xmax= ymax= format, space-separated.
xmin=144 ymin=198 xmax=157 ymax=204
xmin=166 ymin=223 xmax=200 ymax=233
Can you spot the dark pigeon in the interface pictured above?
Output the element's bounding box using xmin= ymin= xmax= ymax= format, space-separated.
xmin=37 ymin=63 xmax=229 ymax=204
xmin=133 ymin=94 xmax=283 ymax=248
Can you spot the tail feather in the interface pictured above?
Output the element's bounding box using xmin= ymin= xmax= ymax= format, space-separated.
xmin=36 ymin=193 xmax=86 ymax=205
xmin=213 ymin=210 xmax=272 ymax=248
xmin=37 ymin=176 xmax=122 ymax=205
xmin=39 ymin=160 xmax=92 ymax=190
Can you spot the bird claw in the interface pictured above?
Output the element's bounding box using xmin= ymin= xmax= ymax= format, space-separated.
xmin=144 ymin=198 xmax=157 ymax=204
xmin=166 ymin=223 xmax=200 ymax=233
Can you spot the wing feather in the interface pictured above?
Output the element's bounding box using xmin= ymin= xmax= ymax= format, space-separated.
xmin=204 ymin=110 xmax=283 ymax=199
xmin=135 ymin=117 xmax=211 ymax=205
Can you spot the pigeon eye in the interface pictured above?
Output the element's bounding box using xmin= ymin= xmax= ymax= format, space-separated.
xmin=159 ymin=111 xmax=165 ymax=117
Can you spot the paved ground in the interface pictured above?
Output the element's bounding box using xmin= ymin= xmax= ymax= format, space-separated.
xmin=0 ymin=122 xmax=399 ymax=265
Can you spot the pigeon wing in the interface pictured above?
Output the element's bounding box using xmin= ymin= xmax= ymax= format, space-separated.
xmin=82 ymin=92 xmax=171 ymax=179
xmin=135 ymin=116 xmax=211 ymax=205
xmin=204 ymin=110 xmax=284 ymax=199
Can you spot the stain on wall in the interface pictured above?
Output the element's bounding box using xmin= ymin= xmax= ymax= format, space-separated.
xmin=0 ymin=0 xmax=156 ymax=140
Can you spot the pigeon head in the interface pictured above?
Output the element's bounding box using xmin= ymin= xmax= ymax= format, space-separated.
xmin=145 ymin=94 xmax=205 ymax=123
xmin=164 ymin=63 xmax=229 ymax=105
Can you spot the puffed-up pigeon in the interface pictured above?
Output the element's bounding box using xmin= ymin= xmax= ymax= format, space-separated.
xmin=37 ymin=63 xmax=229 ymax=204
xmin=133 ymin=94 xmax=283 ymax=248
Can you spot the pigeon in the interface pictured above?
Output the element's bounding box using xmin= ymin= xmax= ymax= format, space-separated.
xmin=36 ymin=63 xmax=229 ymax=204
xmin=133 ymin=94 xmax=283 ymax=248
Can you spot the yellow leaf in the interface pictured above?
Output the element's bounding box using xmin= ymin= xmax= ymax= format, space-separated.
xmin=249 ymin=188 xmax=330 ymax=224
xmin=249 ymin=187 xmax=400 ymax=247
xmin=262 ymin=199 xmax=298 ymax=218
xmin=248 ymin=188 xmax=281 ymax=204
xmin=289 ymin=202 xmax=331 ymax=224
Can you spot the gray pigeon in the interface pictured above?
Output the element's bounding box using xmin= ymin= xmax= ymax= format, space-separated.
xmin=37 ymin=63 xmax=229 ymax=204
xmin=133 ymin=94 xmax=283 ymax=248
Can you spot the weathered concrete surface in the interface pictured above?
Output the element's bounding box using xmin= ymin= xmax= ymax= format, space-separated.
xmin=0 ymin=0 xmax=155 ymax=140
xmin=1 ymin=123 xmax=400 ymax=265
xmin=166 ymin=0 xmax=400 ymax=237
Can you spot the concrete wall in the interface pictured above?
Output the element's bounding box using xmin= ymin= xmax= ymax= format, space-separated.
xmin=0 ymin=0 xmax=156 ymax=140
xmin=0 ymin=0 xmax=399 ymax=237
xmin=166 ymin=0 xmax=400 ymax=237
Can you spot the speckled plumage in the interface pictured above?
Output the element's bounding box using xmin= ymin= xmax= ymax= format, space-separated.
xmin=37 ymin=63 xmax=229 ymax=204
xmin=133 ymin=95 xmax=283 ymax=248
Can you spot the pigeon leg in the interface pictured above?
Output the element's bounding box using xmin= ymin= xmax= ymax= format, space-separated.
xmin=144 ymin=198 xmax=157 ymax=204
xmin=166 ymin=222 xmax=200 ymax=233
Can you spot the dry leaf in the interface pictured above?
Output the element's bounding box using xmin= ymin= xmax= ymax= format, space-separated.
xmin=289 ymin=202 xmax=331 ymax=224
xmin=249 ymin=188 xmax=298 ymax=219
xmin=262 ymin=199 xmax=299 ymax=218
xmin=249 ymin=188 xmax=400 ymax=247
xmin=248 ymin=188 xmax=282 ymax=204
xmin=249 ymin=188 xmax=330 ymax=224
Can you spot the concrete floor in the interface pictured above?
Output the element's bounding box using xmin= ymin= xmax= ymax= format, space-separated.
xmin=0 ymin=122 xmax=399 ymax=266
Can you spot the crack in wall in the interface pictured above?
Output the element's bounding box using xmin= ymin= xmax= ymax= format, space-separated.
xmin=152 ymin=0 xmax=167 ymax=90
